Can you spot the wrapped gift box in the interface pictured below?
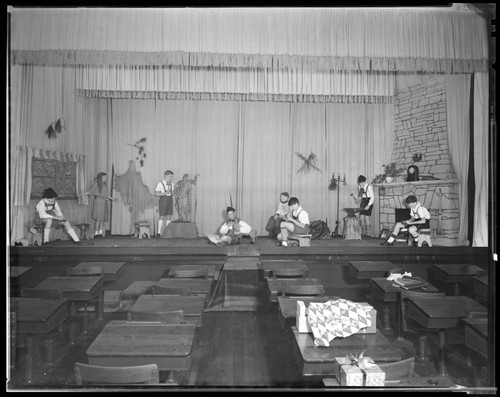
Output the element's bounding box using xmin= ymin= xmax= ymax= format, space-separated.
xmin=296 ymin=300 xmax=312 ymax=333
xmin=356 ymin=302 xmax=377 ymax=334
xmin=334 ymin=357 xmax=385 ymax=386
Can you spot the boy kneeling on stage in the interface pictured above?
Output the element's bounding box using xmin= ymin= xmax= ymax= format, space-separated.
xmin=31 ymin=188 xmax=82 ymax=245
xmin=380 ymin=195 xmax=431 ymax=246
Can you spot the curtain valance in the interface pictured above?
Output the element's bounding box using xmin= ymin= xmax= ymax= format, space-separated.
xmin=9 ymin=7 xmax=489 ymax=73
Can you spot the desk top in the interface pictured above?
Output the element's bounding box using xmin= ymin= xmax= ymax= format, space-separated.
xmin=34 ymin=276 xmax=103 ymax=300
xmin=157 ymin=278 xmax=213 ymax=294
xmin=10 ymin=297 xmax=68 ymax=333
xmin=167 ymin=264 xmax=216 ymax=278
xmin=10 ymin=266 xmax=34 ymax=279
xmin=131 ymin=294 xmax=206 ymax=315
xmin=75 ymin=262 xmax=126 ymax=281
xmin=432 ymin=264 xmax=487 ymax=280
xmin=267 ymin=278 xmax=324 ymax=302
xmin=348 ymin=261 xmax=396 ymax=279
xmin=292 ymin=326 xmax=401 ymax=364
xmin=370 ymin=277 xmax=438 ymax=302
xmin=87 ymin=320 xmax=196 ymax=358
xmin=406 ymin=296 xmax=487 ymax=329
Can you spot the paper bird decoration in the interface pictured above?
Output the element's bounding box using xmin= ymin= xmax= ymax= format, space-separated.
xmin=126 ymin=137 xmax=147 ymax=167
xmin=44 ymin=118 xmax=66 ymax=139
xmin=295 ymin=151 xmax=322 ymax=174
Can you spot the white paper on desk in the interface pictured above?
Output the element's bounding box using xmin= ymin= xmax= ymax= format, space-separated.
xmin=386 ymin=272 xmax=412 ymax=281
xmin=306 ymin=299 xmax=373 ymax=347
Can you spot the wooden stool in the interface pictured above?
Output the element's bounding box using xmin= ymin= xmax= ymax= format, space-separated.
xmin=288 ymin=234 xmax=312 ymax=247
xmin=28 ymin=225 xmax=45 ymax=246
xmin=408 ymin=229 xmax=433 ymax=247
xmin=134 ymin=221 xmax=151 ymax=239
xmin=75 ymin=223 xmax=90 ymax=240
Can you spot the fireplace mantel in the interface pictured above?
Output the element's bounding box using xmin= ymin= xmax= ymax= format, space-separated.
xmin=374 ymin=179 xmax=460 ymax=188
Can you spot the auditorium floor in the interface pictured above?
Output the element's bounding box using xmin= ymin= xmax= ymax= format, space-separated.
xmin=8 ymin=280 xmax=486 ymax=392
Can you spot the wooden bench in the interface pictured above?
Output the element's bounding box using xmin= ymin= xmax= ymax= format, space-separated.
xmin=288 ymin=234 xmax=312 ymax=247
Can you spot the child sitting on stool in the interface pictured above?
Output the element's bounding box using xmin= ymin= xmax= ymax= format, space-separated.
xmin=380 ymin=195 xmax=431 ymax=246
xmin=31 ymin=188 xmax=82 ymax=245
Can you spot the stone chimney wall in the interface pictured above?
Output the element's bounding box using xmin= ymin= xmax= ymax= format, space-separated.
xmin=392 ymin=76 xmax=456 ymax=180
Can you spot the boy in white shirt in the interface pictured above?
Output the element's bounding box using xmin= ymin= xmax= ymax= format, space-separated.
xmin=154 ymin=170 xmax=175 ymax=237
xmin=277 ymin=197 xmax=310 ymax=247
xmin=265 ymin=192 xmax=290 ymax=238
xmin=208 ymin=207 xmax=258 ymax=245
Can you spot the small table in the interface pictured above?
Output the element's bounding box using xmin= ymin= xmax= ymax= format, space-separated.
xmin=10 ymin=297 xmax=69 ymax=383
xmin=75 ymin=262 xmax=126 ymax=283
xmin=261 ymin=260 xmax=308 ymax=278
xmin=277 ymin=296 xmax=339 ymax=329
xmin=406 ymin=296 xmax=487 ymax=376
xmin=131 ymin=294 xmax=206 ymax=326
xmin=348 ymin=261 xmax=396 ymax=280
xmin=291 ymin=326 xmax=402 ymax=376
xmin=87 ymin=320 xmax=197 ymax=383
xmin=266 ymin=278 xmax=325 ymax=303
xmin=432 ymin=265 xmax=487 ymax=295
xmin=33 ymin=276 xmax=104 ymax=342
xmin=370 ymin=277 xmax=439 ymax=334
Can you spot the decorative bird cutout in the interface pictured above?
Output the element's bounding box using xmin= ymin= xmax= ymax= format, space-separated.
xmin=295 ymin=151 xmax=322 ymax=174
xmin=126 ymin=137 xmax=147 ymax=167
xmin=44 ymin=118 xmax=66 ymax=139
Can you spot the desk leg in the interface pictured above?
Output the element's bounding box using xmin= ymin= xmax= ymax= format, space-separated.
xmin=437 ymin=329 xmax=448 ymax=376
xmin=391 ymin=295 xmax=414 ymax=348
xmin=43 ymin=335 xmax=55 ymax=376
xmin=165 ymin=370 xmax=178 ymax=385
xmin=452 ymin=283 xmax=460 ymax=296
xmin=381 ymin=303 xmax=392 ymax=334
xmin=24 ymin=333 xmax=34 ymax=383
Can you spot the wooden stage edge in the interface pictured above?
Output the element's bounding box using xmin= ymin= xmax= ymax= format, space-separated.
xmin=9 ymin=239 xmax=489 ymax=265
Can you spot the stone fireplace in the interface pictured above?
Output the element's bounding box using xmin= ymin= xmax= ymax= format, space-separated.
xmin=375 ymin=76 xmax=461 ymax=246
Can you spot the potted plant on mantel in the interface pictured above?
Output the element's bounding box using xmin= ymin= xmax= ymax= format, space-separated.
xmin=372 ymin=162 xmax=405 ymax=184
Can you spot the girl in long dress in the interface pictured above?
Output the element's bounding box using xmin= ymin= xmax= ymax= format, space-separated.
xmin=89 ymin=172 xmax=114 ymax=238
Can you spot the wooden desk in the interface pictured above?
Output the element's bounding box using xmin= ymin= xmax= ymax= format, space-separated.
xmin=261 ymin=260 xmax=308 ymax=278
xmin=157 ymin=278 xmax=213 ymax=294
xmin=266 ymin=278 xmax=325 ymax=302
xmin=75 ymin=262 xmax=126 ymax=282
xmin=472 ymin=276 xmax=488 ymax=303
xmin=291 ymin=326 xmax=402 ymax=376
xmin=406 ymin=296 xmax=487 ymax=376
xmin=131 ymin=294 xmax=206 ymax=326
xmin=10 ymin=297 xmax=69 ymax=383
xmin=463 ymin=317 xmax=488 ymax=359
xmin=348 ymin=261 xmax=396 ymax=280
xmin=167 ymin=264 xmax=216 ymax=279
xmin=34 ymin=276 xmax=104 ymax=340
xmin=432 ymin=265 xmax=487 ymax=296
xmin=370 ymin=277 xmax=439 ymax=333
xmin=277 ymin=296 xmax=339 ymax=329
xmin=10 ymin=266 xmax=34 ymax=296
xmin=87 ymin=320 xmax=197 ymax=372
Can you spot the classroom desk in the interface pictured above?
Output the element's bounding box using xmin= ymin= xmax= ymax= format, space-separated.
xmin=370 ymin=277 xmax=439 ymax=334
xmin=406 ymin=296 xmax=487 ymax=376
xmin=266 ymin=278 xmax=325 ymax=302
xmin=10 ymin=297 xmax=69 ymax=383
xmin=157 ymin=278 xmax=213 ymax=294
xmin=472 ymin=276 xmax=488 ymax=303
xmin=75 ymin=262 xmax=126 ymax=282
xmin=463 ymin=317 xmax=488 ymax=359
xmin=431 ymin=264 xmax=487 ymax=296
xmin=10 ymin=266 xmax=34 ymax=296
xmin=277 ymin=296 xmax=340 ymax=329
xmin=261 ymin=260 xmax=308 ymax=278
xmin=167 ymin=264 xmax=216 ymax=279
xmin=130 ymin=294 xmax=206 ymax=326
xmin=86 ymin=320 xmax=197 ymax=377
xmin=291 ymin=326 xmax=402 ymax=376
xmin=348 ymin=261 xmax=396 ymax=280
xmin=33 ymin=276 xmax=104 ymax=340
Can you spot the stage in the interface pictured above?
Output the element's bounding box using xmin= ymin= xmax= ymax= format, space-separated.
xmin=9 ymin=235 xmax=488 ymax=266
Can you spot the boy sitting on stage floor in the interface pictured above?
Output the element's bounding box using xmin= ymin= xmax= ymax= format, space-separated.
xmin=207 ymin=206 xmax=257 ymax=246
